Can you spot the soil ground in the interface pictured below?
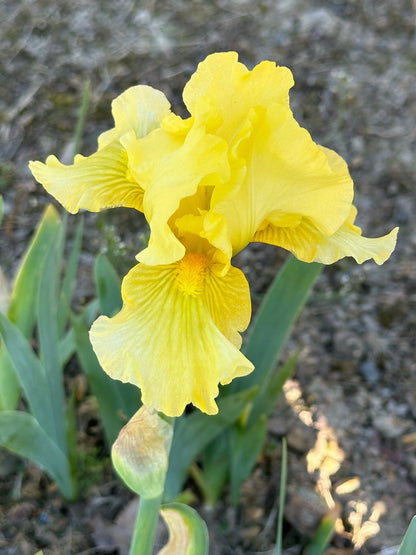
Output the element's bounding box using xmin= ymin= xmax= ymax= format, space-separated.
xmin=0 ymin=1 xmax=415 ymax=553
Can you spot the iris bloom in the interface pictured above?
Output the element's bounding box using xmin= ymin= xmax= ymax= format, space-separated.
xmin=29 ymin=52 xmax=398 ymax=417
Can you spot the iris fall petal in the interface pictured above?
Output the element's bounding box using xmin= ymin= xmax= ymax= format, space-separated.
xmin=29 ymin=142 xmax=143 ymax=213
xmin=89 ymin=255 xmax=253 ymax=417
xmin=254 ymin=206 xmax=398 ymax=265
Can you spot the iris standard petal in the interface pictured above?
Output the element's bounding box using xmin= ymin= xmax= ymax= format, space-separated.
xmin=181 ymin=53 xmax=354 ymax=259
xmin=30 ymin=85 xmax=171 ymax=214
xmin=98 ymin=85 xmax=171 ymax=147
xmin=211 ymin=103 xmax=354 ymax=256
xmin=89 ymin=255 xmax=253 ymax=417
xmin=183 ymin=51 xmax=294 ymax=143
xmin=133 ymin=125 xmax=230 ymax=266
xmin=254 ymin=206 xmax=398 ymax=265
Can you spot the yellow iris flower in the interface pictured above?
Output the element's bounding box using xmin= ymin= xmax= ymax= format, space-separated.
xmin=29 ymin=52 xmax=398 ymax=417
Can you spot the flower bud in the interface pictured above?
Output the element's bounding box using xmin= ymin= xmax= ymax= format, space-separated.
xmin=111 ymin=405 xmax=173 ymax=499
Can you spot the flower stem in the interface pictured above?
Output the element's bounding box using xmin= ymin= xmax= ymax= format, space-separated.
xmin=129 ymin=494 xmax=163 ymax=555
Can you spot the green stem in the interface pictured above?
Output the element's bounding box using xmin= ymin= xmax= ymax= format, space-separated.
xmin=129 ymin=494 xmax=163 ymax=555
xmin=275 ymin=437 xmax=287 ymax=555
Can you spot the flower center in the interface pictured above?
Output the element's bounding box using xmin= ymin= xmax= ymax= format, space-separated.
xmin=175 ymin=253 xmax=208 ymax=296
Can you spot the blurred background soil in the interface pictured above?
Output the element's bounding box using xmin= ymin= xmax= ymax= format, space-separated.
xmin=0 ymin=0 xmax=415 ymax=553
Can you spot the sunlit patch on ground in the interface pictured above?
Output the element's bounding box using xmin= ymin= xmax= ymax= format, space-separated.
xmin=284 ymin=378 xmax=388 ymax=550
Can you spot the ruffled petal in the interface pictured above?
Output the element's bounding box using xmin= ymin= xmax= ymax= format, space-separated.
xmin=98 ymin=85 xmax=171 ymax=147
xmin=211 ymin=104 xmax=354 ymax=256
xmin=254 ymin=206 xmax=398 ymax=265
xmin=89 ymin=256 xmax=253 ymax=417
xmin=313 ymin=207 xmax=399 ymax=265
xmin=183 ymin=52 xmax=294 ymax=143
xmin=29 ymin=142 xmax=144 ymax=213
xmin=203 ymin=262 xmax=251 ymax=349
xmin=30 ymin=86 xmax=171 ymax=214
xmin=131 ymin=124 xmax=230 ymax=266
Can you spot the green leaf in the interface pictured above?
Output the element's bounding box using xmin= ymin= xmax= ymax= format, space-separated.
xmin=59 ymin=328 xmax=76 ymax=367
xmin=199 ymin=433 xmax=230 ymax=506
xmin=230 ymin=416 xmax=267 ymax=505
xmin=398 ymin=516 xmax=416 ymax=555
xmin=0 ymin=312 xmax=57 ymax=443
xmin=164 ymin=387 xmax=257 ymax=502
xmin=0 ymin=411 xmax=74 ymax=500
xmin=65 ymin=382 xmax=79 ymax=495
xmin=0 ymin=265 xmax=8 ymax=315
xmin=160 ymin=503 xmax=209 ymax=555
xmin=0 ymin=205 xmax=62 ymax=410
xmin=71 ymin=310 xmax=140 ymax=446
xmin=304 ymin=507 xmax=338 ymax=555
xmin=94 ymin=254 xmax=123 ymax=317
xmin=57 ymin=217 xmax=84 ymax=336
xmin=8 ymin=205 xmax=62 ymax=334
xmin=0 ymin=195 xmax=3 ymax=225
xmin=0 ymin=349 xmax=20 ymax=412
xmin=248 ymin=354 xmax=297 ymax=426
xmin=234 ymin=255 xmax=322 ymax=395
xmin=37 ymin=225 xmax=67 ymax=453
